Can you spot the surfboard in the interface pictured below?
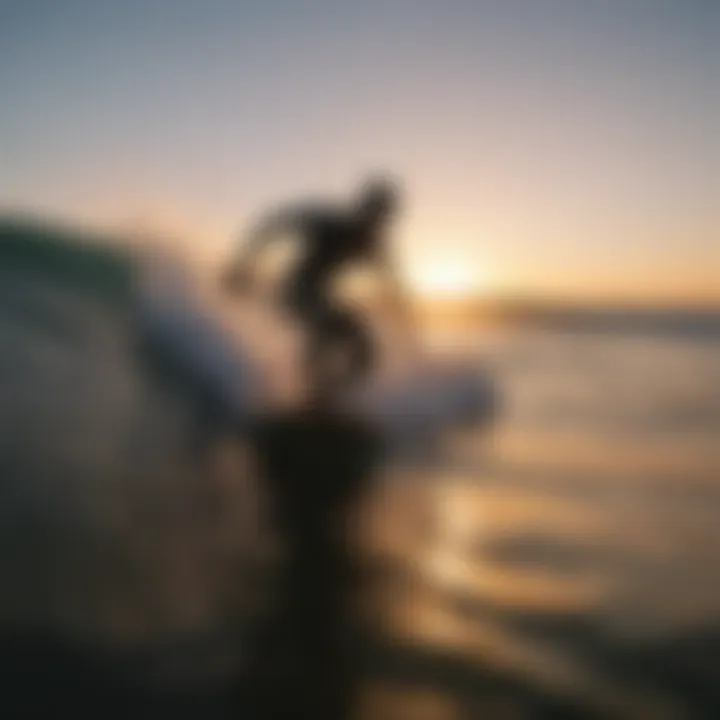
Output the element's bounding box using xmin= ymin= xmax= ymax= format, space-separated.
xmin=137 ymin=255 xmax=498 ymax=457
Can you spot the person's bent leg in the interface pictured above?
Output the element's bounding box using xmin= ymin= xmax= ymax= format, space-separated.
xmin=319 ymin=307 xmax=375 ymax=391
xmin=334 ymin=309 xmax=374 ymax=387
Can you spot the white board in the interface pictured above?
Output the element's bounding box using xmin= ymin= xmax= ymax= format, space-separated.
xmin=137 ymin=263 xmax=498 ymax=454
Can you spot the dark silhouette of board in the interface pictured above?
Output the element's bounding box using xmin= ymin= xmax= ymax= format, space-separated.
xmin=243 ymin=408 xmax=381 ymax=719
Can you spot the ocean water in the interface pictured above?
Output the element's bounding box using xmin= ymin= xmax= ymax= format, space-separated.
xmin=1 ymin=224 xmax=719 ymax=718
xmin=364 ymin=325 xmax=720 ymax=718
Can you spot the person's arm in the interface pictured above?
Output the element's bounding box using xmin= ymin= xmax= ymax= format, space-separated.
xmin=221 ymin=206 xmax=309 ymax=294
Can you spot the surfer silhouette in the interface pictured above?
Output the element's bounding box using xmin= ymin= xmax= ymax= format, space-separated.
xmin=223 ymin=177 xmax=410 ymax=398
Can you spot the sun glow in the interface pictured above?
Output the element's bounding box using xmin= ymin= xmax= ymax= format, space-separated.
xmin=409 ymin=257 xmax=489 ymax=299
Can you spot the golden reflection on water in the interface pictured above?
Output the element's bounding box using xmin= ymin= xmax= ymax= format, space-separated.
xmin=362 ymin=400 xmax=720 ymax=718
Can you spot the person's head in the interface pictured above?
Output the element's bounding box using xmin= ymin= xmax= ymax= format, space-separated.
xmin=355 ymin=176 xmax=401 ymax=225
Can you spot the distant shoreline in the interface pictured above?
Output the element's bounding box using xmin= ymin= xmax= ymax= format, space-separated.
xmin=414 ymin=298 xmax=720 ymax=339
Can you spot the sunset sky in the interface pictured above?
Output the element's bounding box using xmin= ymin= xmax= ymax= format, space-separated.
xmin=1 ymin=0 xmax=718 ymax=303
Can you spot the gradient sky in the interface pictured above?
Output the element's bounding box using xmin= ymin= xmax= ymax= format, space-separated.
xmin=1 ymin=0 xmax=718 ymax=302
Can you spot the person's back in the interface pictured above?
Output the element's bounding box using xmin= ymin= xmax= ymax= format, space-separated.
xmin=283 ymin=205 xmax=381 ymax=308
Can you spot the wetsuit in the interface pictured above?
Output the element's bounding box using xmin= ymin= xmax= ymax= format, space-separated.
xmin=281 ymin=209 xmax=380 ymax=393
